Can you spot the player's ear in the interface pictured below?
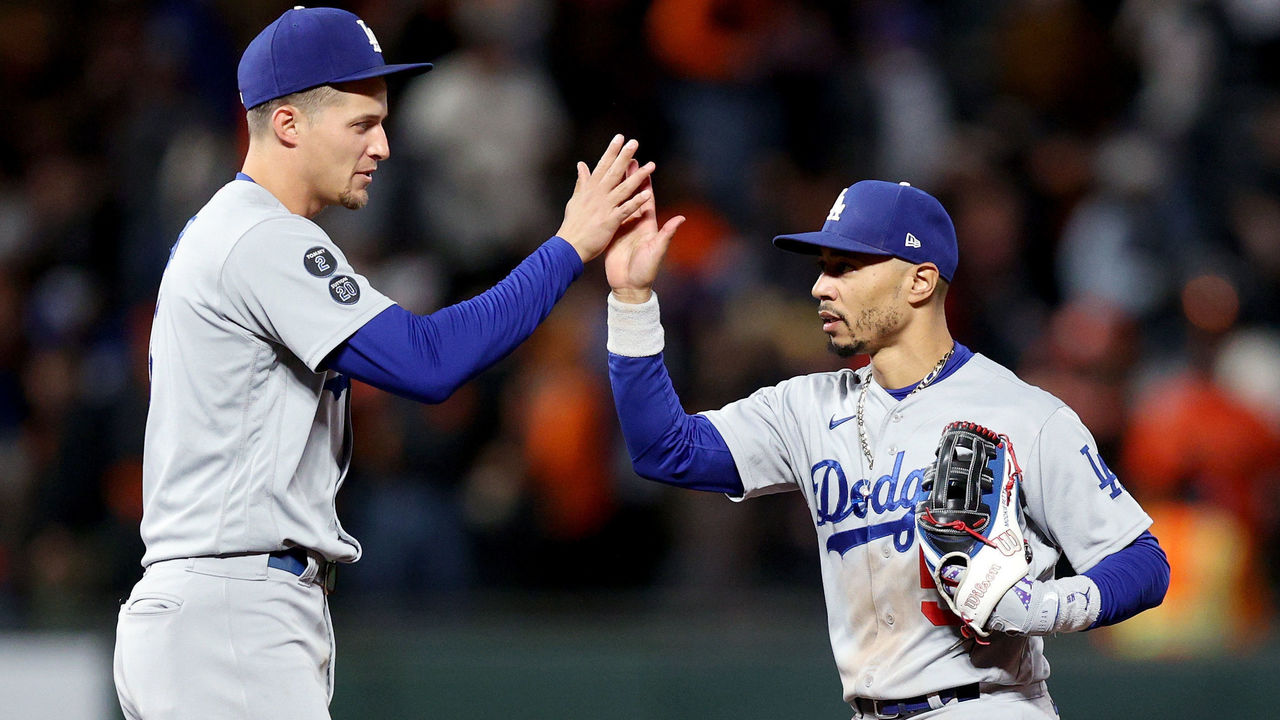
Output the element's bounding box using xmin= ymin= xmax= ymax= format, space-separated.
xmin=906 ymin=263 xmax=941 ymax=305
xmin=272 ymin=105 xmax=303 ymax=147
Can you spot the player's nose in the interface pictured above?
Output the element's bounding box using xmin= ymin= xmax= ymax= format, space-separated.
xmin=812 ymin=273 xmax=835 ymax=301
xmin=369 ymin=125 xmax=389 ymax=161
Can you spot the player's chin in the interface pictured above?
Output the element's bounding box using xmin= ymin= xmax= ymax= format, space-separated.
xmin=338 ymin=188 xmax=370 ymax=210
xmin=826 ymin=337 xmax=864 ymax=358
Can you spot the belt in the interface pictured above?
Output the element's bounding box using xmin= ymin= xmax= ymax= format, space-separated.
xmin=268 ymin=548 xmax=337 ymax=594
xmin=853 ymin=683 xmax=979 ymax=719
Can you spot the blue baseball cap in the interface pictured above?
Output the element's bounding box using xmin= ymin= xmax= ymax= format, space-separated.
xmin=238 ymin=6 xmax=432 ymax=109
xmin=773 ymin=180 xmax=958 ymax=282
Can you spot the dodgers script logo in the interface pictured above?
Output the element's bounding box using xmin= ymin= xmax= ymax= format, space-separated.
xmin=811 ymin=452 xmax=929 ymax=555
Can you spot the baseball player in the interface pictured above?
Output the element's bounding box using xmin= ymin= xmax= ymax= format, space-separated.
xmin=113 ymin=7 xmax=658 ymax=720
xmin=603 ymin=179 xmax=1170 ymax=717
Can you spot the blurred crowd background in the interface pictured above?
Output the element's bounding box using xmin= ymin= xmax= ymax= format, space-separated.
xmin=2 ymin=0 xmax=1279 ymax=661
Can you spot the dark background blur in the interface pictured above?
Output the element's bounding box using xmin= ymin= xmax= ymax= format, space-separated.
xmin=2 ymin=0 xmax=1279 ymax=717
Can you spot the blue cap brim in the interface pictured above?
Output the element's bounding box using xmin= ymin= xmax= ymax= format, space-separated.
xmin=330 ymin=62 xmax=434 ymax=85
xmin=772 ymin=231 xmax=898 ymax=257
xmin=242 ymin=63 xmax=434 ymax=108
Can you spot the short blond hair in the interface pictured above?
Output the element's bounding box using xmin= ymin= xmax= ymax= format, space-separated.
xmin=245 ymin=85 xmax=342 ymax=136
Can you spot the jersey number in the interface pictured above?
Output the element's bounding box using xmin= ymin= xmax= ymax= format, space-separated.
xmin=919 ymin=553 xmax=961 ymax=626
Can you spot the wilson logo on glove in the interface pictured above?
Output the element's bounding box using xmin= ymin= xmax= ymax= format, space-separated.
xmin=916 ymin=421 xmax=1033 ymax=644
xmin=993 ymin=530 xmax=1022 ymax=556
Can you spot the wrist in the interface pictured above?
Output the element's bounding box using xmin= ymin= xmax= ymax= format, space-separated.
xmin=989 ymin=575 xmax=1101 ymax=636
xmin=562 ymin=236 xmax=591 ymax=264
xmin=607 ymin=291 xmax=663 ymax=357
xmin=545 ymin=236 xmax=586 ymax=280
xmin=610 ymin=287 xmax=653 ymax=304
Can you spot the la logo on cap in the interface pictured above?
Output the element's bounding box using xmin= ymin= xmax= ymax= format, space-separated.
xmin=826 ymin=188 xmax=848 ymax=222
xmin=238 ymin=7 xmax=432 ymax=109
xmin=356 ymin=19 xmax=382 ymax=53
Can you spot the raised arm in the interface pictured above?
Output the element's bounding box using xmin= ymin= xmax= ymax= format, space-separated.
xmin=603 ymin=168 xmax=742 ymax=494
xmin=327 ymin=238 xmax=577 ymax=403
xmin=325 ymin=135 xmax=655 ymax=402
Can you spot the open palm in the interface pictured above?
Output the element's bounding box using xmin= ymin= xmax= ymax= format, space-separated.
xmin=604 ymin=163 xmax=685 ymax=304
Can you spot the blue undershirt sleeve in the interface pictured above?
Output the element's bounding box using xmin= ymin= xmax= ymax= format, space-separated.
xmin=326 ymin=237 xmax=582 ymax=403
xmin=608 ymin=352 xmax=744 ymax=495
xmin=1082 ymin=530 xmax=1170 ymax=628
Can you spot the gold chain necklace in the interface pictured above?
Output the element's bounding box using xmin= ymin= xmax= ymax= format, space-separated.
xmin=856 ymin=345 xmax=955 ymax=470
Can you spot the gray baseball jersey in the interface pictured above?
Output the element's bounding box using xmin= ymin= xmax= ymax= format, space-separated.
xmin=140 ymin=177 xmax=393 ymax=567
xmin=702 ymin=353 xmax=1151 ymax=703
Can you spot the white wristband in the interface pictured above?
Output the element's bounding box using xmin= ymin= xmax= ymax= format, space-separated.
xmin=607 ymin=291 xmax=664 ymax=357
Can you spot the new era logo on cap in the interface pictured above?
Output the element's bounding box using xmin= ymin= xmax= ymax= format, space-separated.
xmin=237 ymin=6 xmax=432 ymax=109
xmin=772 ymin=180 xmax=958 ymax=282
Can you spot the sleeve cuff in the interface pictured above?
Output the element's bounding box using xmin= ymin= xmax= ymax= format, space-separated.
xmin=546 ymin=236 xmax=585 ymax=279
xmin=607 ymin=291 xmax=664 ymax=357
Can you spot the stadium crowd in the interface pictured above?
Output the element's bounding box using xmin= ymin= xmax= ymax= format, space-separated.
xmin=1 ymin=0 xmax=1277 ymax=657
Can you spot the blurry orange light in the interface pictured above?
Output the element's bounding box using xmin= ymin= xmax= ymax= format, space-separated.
xmin=1181 ymin=274 xmax=1239 ymax=334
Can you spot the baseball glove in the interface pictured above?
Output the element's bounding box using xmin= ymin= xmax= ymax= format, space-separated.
xmin=916 ymin=421 xmax=1033 ymax=642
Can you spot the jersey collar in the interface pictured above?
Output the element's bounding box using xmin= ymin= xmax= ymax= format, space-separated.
xmin=884 ymin=341 xmax=973 ymax=401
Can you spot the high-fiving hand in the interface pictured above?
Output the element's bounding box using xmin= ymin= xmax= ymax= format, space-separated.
xmin=604 ymin=160 xmax=685 ymax=304
xmin=556 ymin=135 xmax=658 ymax=264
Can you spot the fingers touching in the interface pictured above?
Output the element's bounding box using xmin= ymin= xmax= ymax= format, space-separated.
xmin=557 ymin=134 xmax=661 ymax=263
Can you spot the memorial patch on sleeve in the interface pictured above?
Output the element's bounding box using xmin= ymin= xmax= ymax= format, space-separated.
xmin=304 ymin=246 xmax=338 ymax=277
xmin=328 ymin=275 xmax=360 ymax=305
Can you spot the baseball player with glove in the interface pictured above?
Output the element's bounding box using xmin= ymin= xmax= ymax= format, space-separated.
xmin=604 ymin=179 xmax=1170 ymax=717
xmin=113 ymin=7 xmax=658 ymax=719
